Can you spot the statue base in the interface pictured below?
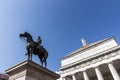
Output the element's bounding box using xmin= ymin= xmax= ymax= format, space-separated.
xmin=5 ymin=60 xmax=60 ymax=80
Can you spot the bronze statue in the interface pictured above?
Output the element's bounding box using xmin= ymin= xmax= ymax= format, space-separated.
xmin=19 ymin=32 xmax=48 ymax=67
xmin=36 ymin=36 xmax=42 ymax=49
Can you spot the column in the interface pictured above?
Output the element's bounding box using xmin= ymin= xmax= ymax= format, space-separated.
xmin=95 ymin=67 xmax=104 ymax=80
xmin=72 ymin=74 xmax=77 ymax=80
xmin=62 ymin=77 xmax=66 ymax=80
xmin=108 ymin=63 xmax=120 ymax=80
xmin=83 ymin=71 xmax=89 ymax=80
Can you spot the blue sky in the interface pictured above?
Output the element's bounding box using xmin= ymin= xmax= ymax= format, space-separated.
xmin=0 ymin=0 xmax=120 ymax=73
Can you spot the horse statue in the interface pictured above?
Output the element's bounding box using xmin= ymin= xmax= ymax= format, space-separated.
xmin=19 ymin=32 xmax=48 ymax=67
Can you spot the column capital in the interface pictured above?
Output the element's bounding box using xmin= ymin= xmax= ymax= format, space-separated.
xmin=108 ymin=61 xmax=114 ymax=64
xmin=81 ymin=68 xmax=89 ymax=72
xmin=70 ymin=72 xmax=77 ymax=76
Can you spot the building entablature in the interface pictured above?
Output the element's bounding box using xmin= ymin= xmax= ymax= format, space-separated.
xmin=60 ymin=45 xmax=120 ymax=70
xmin=59 ymin=45 xmax=120 ymax=77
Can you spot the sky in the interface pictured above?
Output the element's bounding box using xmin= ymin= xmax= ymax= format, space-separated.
xmin=0 ymin=0 xmax=120 ymax=73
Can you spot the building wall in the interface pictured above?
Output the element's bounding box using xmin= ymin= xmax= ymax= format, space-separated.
xmin=0 ymin=73 xmax=9 ymax=80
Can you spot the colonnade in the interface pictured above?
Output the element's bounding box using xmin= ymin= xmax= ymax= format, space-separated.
xmin=63 ymin=62 xmax=120 ymax=80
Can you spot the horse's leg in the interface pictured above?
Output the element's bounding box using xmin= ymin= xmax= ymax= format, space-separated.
xmin=44 ymin=52 xmax=48 ymax=68
xmin=28 ymin=54 xmax=30 ymax=60
xmin=44 ymin=59 xmax=47 ymax=68
xmin=27 ymin=49 xmax=30 ymax=60
xmin=30 ymin=48 xmax=32 ymax=61
xmin=30 ymin=53 xmax=32 ymax=61
xmin=40 ymin=58 xmax=43 ymax=66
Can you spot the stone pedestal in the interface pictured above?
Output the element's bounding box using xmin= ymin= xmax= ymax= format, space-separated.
xmin=5 ymin=60 xmax=60 ymax=80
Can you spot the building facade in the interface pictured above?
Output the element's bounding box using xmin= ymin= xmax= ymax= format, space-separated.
xmin=0 ymin=73 xmax=9 ymax=80
xmin=57 ymin=37 xmax=120 ymax=80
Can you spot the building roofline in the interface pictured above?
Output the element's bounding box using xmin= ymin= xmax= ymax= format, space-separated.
xmin=61 ymin=37 xmax=117 ymax=60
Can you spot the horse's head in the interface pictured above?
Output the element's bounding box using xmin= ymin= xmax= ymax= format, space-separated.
xmin=19 ymin=32 xmax=33 ymax=43
xmin=19 ymin=32 xmax=30 ymax=38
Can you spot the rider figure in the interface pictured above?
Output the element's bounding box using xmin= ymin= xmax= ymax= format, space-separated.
xmin=36 ymin=36 xmax=42 ymax=49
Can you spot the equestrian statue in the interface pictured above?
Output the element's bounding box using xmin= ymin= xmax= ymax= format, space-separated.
xmin=19 ymin=32 xmax=48 ymax=67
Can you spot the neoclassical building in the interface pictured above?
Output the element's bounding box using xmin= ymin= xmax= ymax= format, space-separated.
xmin=57 ymin=37 xmax=120 ymax=80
